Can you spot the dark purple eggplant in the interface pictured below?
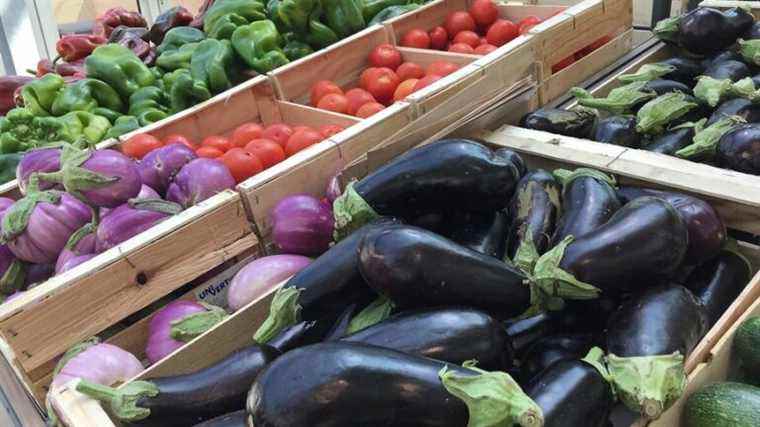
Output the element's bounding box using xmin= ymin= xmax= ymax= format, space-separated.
xmin=679 ymin=7 xmax=753 ymax=55
xmin=745 ymin=22 xmax=760 ymax=40
xmin=618 ymin=57 xmax=704 ymax=85
xmin=519 ymin=334 xmax=594 ymax=383
xmin=605 ymin=284 xmax=707 ymax=419
xmin=592 ymin=116 xmax=642 ymax=147
xmin=521 ymin=108 xmax=596 ymax=138
xmin=252 ymin=217 xmax=400 ymax=344
xmin=705 ymin=59 xmax=752 ymax=81
xmin=447 ymin=211 xmax=508 ymax=259
xmin=537 ymin=197 xmax=688 ymax=299
xmin=342 ymin=308 xmax=514 ymax=370
xmin=702 ymin=50 xmax=744 ymax=69
xmin=707 ymin=98 xmax=760 ymax=125
xmin=548 ymin=295 xmax=620 ymax=338
xmin=550 ymin=169 xmax=620 ymax=247
xmin=76 ymin=344 xmax=280 ymax=426
xmin=646 ymin=124 xmax=697 ymax=154
xmin=643 ymin=79 xmax=693 ymax=96
xmin=525 ymin=358 xmax=615 ymax=427
xmin=616 ymin=186 xmax=726 ymax=265
xmin=752 ymin=73 xmax=760 ymax=87
xmin=247 ymin=342 xmax=543 ymax=427
xmin=683 ymin=246 xmax=751 ymax=327
xmin=507 ymin=169 xmax=561 ymax=270
xmin=358 ymin=224 xmax=531 ymax=319
xmin=717 ymin=123 xmax=760 ymax=174
xmin=504 ymin=312 xmax=555 ymax=357
xmin=267 ymin=320 xmax=320 ymax=353
xmin=192 ymin=410 xmax=247 ymax=427
xmin=333 ymin=139 xmax=521 ymax=239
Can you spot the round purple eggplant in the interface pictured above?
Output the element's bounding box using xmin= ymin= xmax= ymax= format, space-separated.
xmin=678 ymin=7 xmax=753 ymax=55
xmin=138 ymin=143 xmax=197 ymax=195
xmin=521 ymin=108 xmax=596 ymax=139
xmin=16 ymin=148 xmax=62 ymax=194
xmin=101 ymin=184 xmax=161 ymax=219
xmin=716 ymin=123 xmax=760 ymax=174
xmin=446 ymin=210 xmax=508 ymax=259
xmin=166 ymin=158 xmax=235 ymax=208
xmin=55 ymin=228 xmax=98 ymax=275
xmin=2 ymin=191 xmax=92 ymax=264
xmin=707 ymin=98 xmax=760 ymax=125
xmin=95 ymin=198 xmax=182 ymax=252
xmin=593 ymin=116 xmax=642 ymax=147
xmin=519 ymin=334 xmax=594 ymax=383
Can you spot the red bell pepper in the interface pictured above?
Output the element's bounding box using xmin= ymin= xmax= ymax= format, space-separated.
xmin=92 ymin=7 xmax=147 ymax=38
xmin=1 ymin=76 xmax=34 ymax=116
xmin=33 ymin=59 xmax=55 ymax=77
xmin=56 ymin=34 xmax=106 ymax=62
xmin=55 ymin=59 xmax=86 ymax=77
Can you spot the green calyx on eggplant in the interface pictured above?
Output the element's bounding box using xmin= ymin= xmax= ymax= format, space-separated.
xmin=571 ymin=82 xmax=655 ymax=115
xmin=645 ymin=120 xmax=703 ymax=154
xmin=592 ymin=116 xmax=642 ymax=148
xmin=345 ymin=295 xmax=395 ymax=335
xmin=636 ymin=92 xmax=700 ymax=134
xmin=676 ymin=115 xmax=746 ymax=160
xmin=708 ymin=98 xmax=760 ymax=125
xmin=716 ymin=123 xmax=760 ymax=173
xmin=507 ymin=169 xmax=561 ymax=272
xmin=520 ymin=108 xmax=597 ymax=138
xmin=169 ymin=302 xmax=229 ymax=343
xmin=333 ymin=139 xmax=521 ymax=240
xmin=247 ymin=342 xmax=544 ymax=427
xmin=658 ymin=7 xmax=754 ymax=55
xmin=693 ymin=76 xmax=755 ymax=107
xmin=535 ymin=197 xmax=688 ymax=300
xmin=605 ymin=284 xmax=708 ymax=419
xmin=617 ymin=57 xmax=704 ymax=85
xmin=739 ymin=39 xmax=760 ymax=66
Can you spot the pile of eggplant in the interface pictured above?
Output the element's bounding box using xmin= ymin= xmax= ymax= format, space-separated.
xmin=523 ymin=6 xmax=760 ymax=176
xmin=75 ymin=139 xmax=750 ymax=426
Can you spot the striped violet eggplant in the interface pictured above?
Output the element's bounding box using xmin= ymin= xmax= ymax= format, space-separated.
xmin=342 ymin=308 xmax=515 ymax=370
xmin=358 ymin=224 xmax=532 ymax=318
xmin=333 ymin=139 xmax=521 ymax=240
xmin=521 ymin=108 xmax=597 ymax=137
xmin=100 ymin=184 xmax=161 ymax=218
xmin=655 ymin=7 xmax=753 ymax=55
xmin=54 ymin=228 xmax=97 ymax=275
xmin=507 ymin=169 xmax=561 ymax=271
xmin=716 ymin=123 xmax=760 ymax=174
xmin=605 ymin=284 xmax=707 ymax=419
xmin=77 ymin=344 xmax=280 ymax=426
xmin=593 ymin=115 xmax=642 ymax=147
xmin=252 ymin=217 xmax=401 ymax=344
xmin=550 ymin=168 xmax=620 ymax=247
xmin=95 ymin=198 xmax=182 ymax=252
xmin=1 ymin=191 xmax=92 ymax=264
xmin=146 ymin=300 xmax=228 ymax=364
xmin=51 ymin=338 xmax=144 ymax=389
xmin=246 ymin=342 xmax=543 ymax=427
xmin=227 ymin=255 xmax=312 ymax=311
xmin=166 ymin=158 xmax=235 ymax=208
xmin=16 ymin=147 xmax=62 ymax=194
xmin=446 ymin=210 xmax=509 ymax=259
xmin=138 ymin=143 xmax=197 ymax=195
xmin=518 ymin=334 xmax=594 ymax=383
xmin=271 ymin=194 xmax=333 ymax=256
xmin=535 ymin=196 xmax=688 ymax=299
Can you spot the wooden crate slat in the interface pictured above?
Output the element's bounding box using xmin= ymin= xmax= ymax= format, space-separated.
xmin=50 ymin=380 xmax=116 ymax=427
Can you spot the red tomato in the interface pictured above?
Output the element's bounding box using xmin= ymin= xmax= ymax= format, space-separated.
xmin=360 ymin=67 xmax=379 ymax=89
xmin=262 ymin=123 xmax=294 ymax=149
xmin=122 ymin=134 xmax=163 ymax=159
xmin=453 ymin=31 xmax=480 ymax=48
xmin=486 ymin=19 xmax=519 ymax=46
xmin=164 ymin=134 xmax=196 ymax=150
xmin=519 ymin=22 xmax=537 ymax=34
xmin=221 ymin=148 xmax=263 ymax=183
xmin=448 ymin=43 xmax=475 ymax=54
xmin=577 ymin=35 xmax=613 ymax=57
xmin=413 ymin=74 xmax=443 ymax=91
xmin=318 ymin=124 xmax=345 ymax=138
xmin=429 ymin=26 xmax=448 ymax=50
xmin=310 ymin=80 xmax=343 ymax=107
xmin=445 ymin=11 xmax=476 ymax=36
xmin=231 ymin=122 xmax=264 ymax=148
xmin=518 ymin=16 xmax=542 ymax=27
xmin=196 ymin=146 xmax=224 ymax=159
xmin=469 ymin=0 xmax=499 ymax=27
xmin=201 ymin=135 xmax=232 ymax=153
xmin=365 ymin=69 xmax=400 ymax=105
xmin=317 ymin=93 xmax=350 ymax=114
xmin=480 ymin=37 xmax=489 ymax=45
xmin=400 ymin=29 xmax=431 ymax=49
xmin=426 ymin=61 xmax=459 ymax=77
xmin=474 ymin=44 xmax=498 ymax=55
xmin=345 ymin=88 xmax=377 ymax=116
xmin=292 ymin=126 xmax=313 ymax=133
xmin=368 ymin=44 xmax=402 ymax=70
xmin=244 ymin=139 xmax=286 ymax=168
xmin=551 ymin=54 xmax=576 ymax=73
xmin=285 ymin=129 xmax=323 ymax=156
xmin=356 ymin=102 xmax=385 ymax=118
xmin=393 ymin=79 xmax=419 ymax=101
xmin=396 ymin=62 xmax=425 ymax=81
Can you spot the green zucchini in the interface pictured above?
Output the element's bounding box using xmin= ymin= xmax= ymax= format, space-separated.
xmin=734 ymin=316 xmax=760 ymax=381
xmin=684 ymin=382 xmax=760 ymax=427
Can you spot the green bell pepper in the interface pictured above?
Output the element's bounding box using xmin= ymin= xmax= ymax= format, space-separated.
xmin=203 ymin=0 xmax=267 ymax=38
xmin=231 ymin=20 xmax=290 ymax=73
xmin=278 ymin=0 xmax=316 ymax=33
xmin=92 ymin=107 xmax=122 ymax=123
xmin=0 ymin=109 xmax=37 ymax=153
xmin=21 ymin=74 xmax=65 ymax=117
xmin=128 ymin=86 xmax=170 ymax=126
xmin=0 ymin=153 xmax=22 ymax=184
xmin=191 ymin=39 xmax=242 ymax=94
xmin=105 ymin=116 xmax=141 ymax=139
xmin=85 ymin=43 xmax=156 ymax=99
xmin=51 ymin=78 xmax=124 ymax=116
xmin=368 ymin=4 xmax=421 ymax=26
xmin=323 ymin=0 xmax=365 ymax=38
xmin=157 ymin=27 xmax=205 ymax=55
xmin=58 ymin=111 xmax=112 ymax=144
xmin=362 ymin=0 xmax=408 ymax=22
xmin=164 ymin=69 xmax=213 ymax=113
xmin=206 ymin=13 xmax=250 ymax=40
xmin=156 ymin=42 xmax=199 ymax=71
xmin=306 ymin=4 xmax=339 ymax=48
xmin=283 ymin=40 xmax=314 ymax=60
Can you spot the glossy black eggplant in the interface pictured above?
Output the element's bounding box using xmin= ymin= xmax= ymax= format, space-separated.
xmin=519 ymin=334 xmax=594 ymax=383
xmin=670 ymin=95 xmax=713 ymax=127
xmin=267 ymin=320 xmax=321 ymax=353
xmin=705 ymin=59 xmax=752 ymax=81
xmin=616 ymin=186 xmax=726 ymax=265
xmin=701 ymin=50 xmax=744 ymax=69
xmin=521 ymin=108 xmax=596 ymax=138
xmin=550 ymin=170 xmax=621 ymax=246
xmin=525 ymin=359 xmax=615 ymax=427
xmin=358 ymin=224 xmax=531 ymax=319
xmin=504 ymin=312 xmax=555 ymax=357
xmin=646 ymin=125 xmax=696 ymax=154
xmin=548 ymin=295 xmax=620 ymax=338
xmin=684 ymin=248 xmax=752 ymax=326
xmin=745 ymin=22 xmax=760 ymax=39
xmin=659 ymin=57 xmax=704 ymax=84
xmin=192 ymin=410 xmax=248 ymax=427
xmin=592 ymin=116 xmax=642 ymax=147
xmin=334 ymin=140 xmax=521 ymax=239
xmin=707 ymin=98 xmax=760 ymax=125
xmin=507 ymin=169 xmax=561 ymax=266
xmin=253 ymin=218 xmax=399 ymax=344
xmin=447 ymin=210 xmax=509 ymax=259
xmin=342 ymin=308 xmax=514 ymax=370
xmin=76 ymin=344 xmax=280 ymax=426
xmin=717 ymin=123 xmax=760 ymax=174
xmin=247 ymin=342 xmax=543 ymax=427
xmin=679 ymin=7 xmax=754 ymax=55
xmin=752 ymin=73 xmax=760 ymax=87
xmin=643 ymin=79 xmax=693 ymax=95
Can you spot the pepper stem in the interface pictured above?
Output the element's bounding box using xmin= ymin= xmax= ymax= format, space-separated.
xmin=332 ymin=181 xmax=380 ymax=242
xmin=253 ymin=286 xmax=303 ymax=344
xmin=346 ymin=295 xmax=395 ymax=335
xmin=170 ymin=303 xmax=228 ymax=342
xmin=75 ymin=379 xmax=159 ymax=423
xmin=532 ymin=235 xmax=601 ymax=300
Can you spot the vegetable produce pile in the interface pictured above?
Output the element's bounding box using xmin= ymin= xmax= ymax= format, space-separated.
xmin=524 ymin=6 xmax=760 ymax=176
xmin=66 ymin=138 xmax=748 ymax=426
